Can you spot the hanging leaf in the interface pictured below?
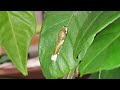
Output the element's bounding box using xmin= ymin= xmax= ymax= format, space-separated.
xmin=39 ymin=11 xmax=90 ymax=79
xmin=74 ymin=11 xmax=120 ymax=60
xmin=0 ymin=11 xmax=36 ymax=75
xmin=79 ymin=17 xmax=120 ymax=76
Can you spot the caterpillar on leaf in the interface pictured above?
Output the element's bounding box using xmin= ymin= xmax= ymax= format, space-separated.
xmin=51 ymin=26 xmax=68 ymax=62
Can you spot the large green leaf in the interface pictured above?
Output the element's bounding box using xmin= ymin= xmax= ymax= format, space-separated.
xmin=89 ymin=67 xmax=120 ymax=79
xmin=39 ymin=11 xmax=90 ymax=79
xmin=0 ymin=11 xmax=36 ymax=75
xmin=74 ymin=11 xmax=120 ymax=60
xmin=79 ymin=17 xmax=120 ymax=76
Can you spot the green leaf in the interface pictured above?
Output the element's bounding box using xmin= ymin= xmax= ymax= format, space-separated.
xmin=0 ymin=11 xmax=36 ymax=75
xmin=79 ymin=17 xmax=120 ymax=76
xmin=74 ymin=11 xmax=120 ymax=60
xmin=39 ymin=11 xmax=90 ymax=79
xmin=89 ymin=67 xmax=120 ymax=79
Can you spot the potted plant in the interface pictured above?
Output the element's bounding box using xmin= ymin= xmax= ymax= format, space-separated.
xmin=0 ymin=11 xmax=120 ymax=79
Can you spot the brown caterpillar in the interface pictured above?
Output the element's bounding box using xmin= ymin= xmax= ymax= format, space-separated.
xmin=51 ymin=26 xmax=67 ymax=61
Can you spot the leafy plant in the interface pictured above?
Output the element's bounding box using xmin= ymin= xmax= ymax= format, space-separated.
xmin=39 ymin=11 xmax=90 ymax=78
xmin=0 ymin=11 xmax=36 ymax=75
xmin=0 ymin=11 xmax=120 ymax=79
xmin=79 ymin=17 xmax=120 ymax=76
xmin=39 ymin=11 xmax=120 ymax=79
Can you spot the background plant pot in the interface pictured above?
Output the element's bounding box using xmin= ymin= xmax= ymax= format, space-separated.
xmin=0 ymin=57 xmax=45 ymax=79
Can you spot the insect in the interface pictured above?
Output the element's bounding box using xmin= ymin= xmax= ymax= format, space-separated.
xmin=51 ymin=26 xmax=68 ymax=62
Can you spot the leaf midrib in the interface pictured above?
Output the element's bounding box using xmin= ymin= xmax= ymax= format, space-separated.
xmin=6 ymin=12 xmax=23 ymax=69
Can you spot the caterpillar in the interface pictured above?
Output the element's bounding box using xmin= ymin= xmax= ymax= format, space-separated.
xmin=51 ymin=26 xmax=68 ymax=62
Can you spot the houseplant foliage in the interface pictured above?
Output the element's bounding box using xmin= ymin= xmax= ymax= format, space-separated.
xmin=0 ymin=11 xmax=120 ymax=79
xmin=0 ymin=11 xmax=36 ymax=75
xmin=79 ymin=17 xmax=120 ymax=76
xmin=39 ymin=11 xmax=91 ymax=78
xmin=39 ymin=11 xmax=120 ymax=79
